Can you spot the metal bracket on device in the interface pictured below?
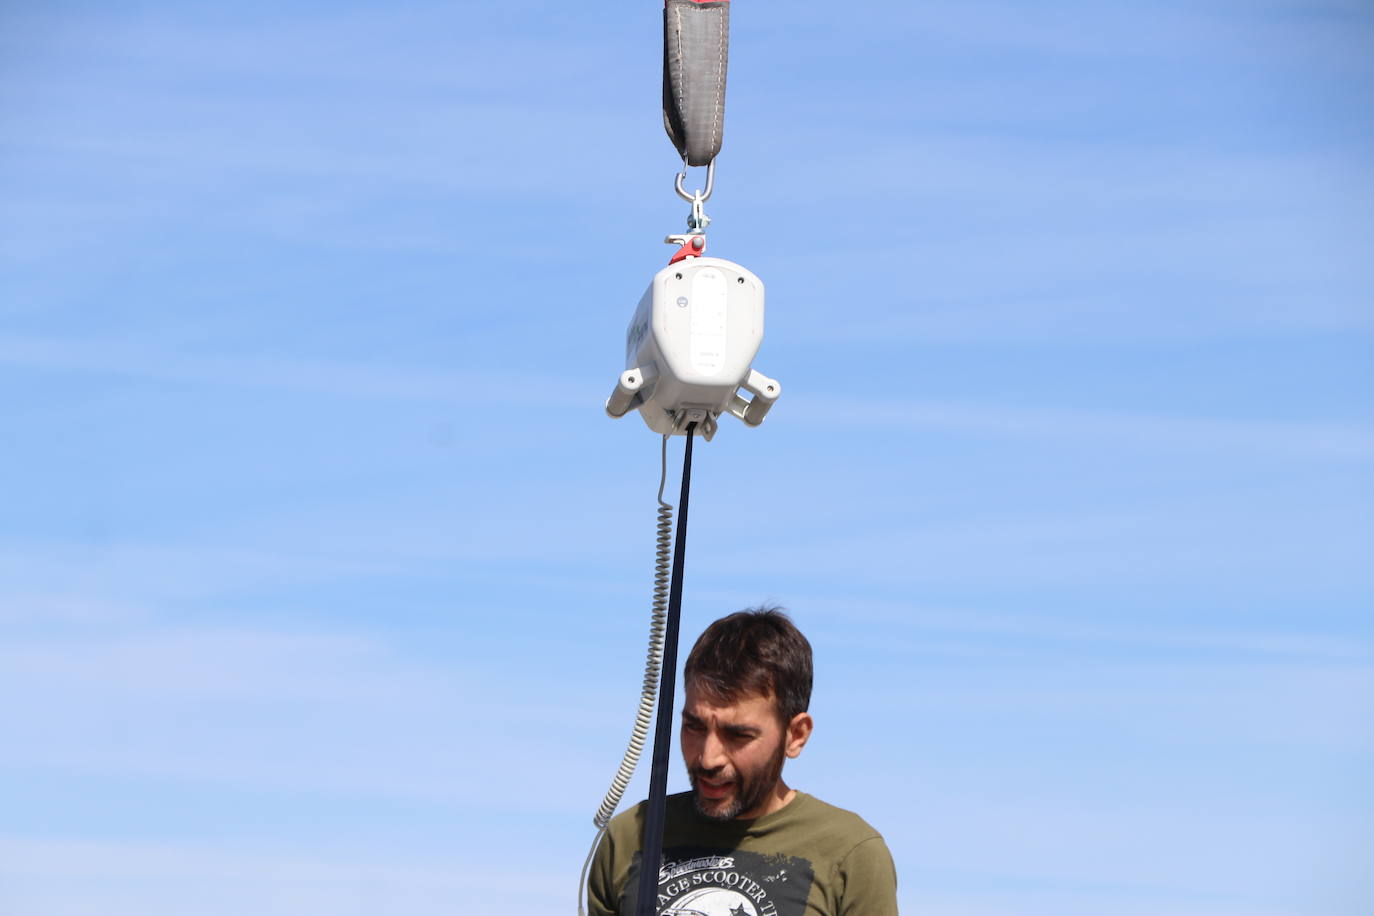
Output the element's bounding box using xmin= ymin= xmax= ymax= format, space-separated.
xmin=726 ymin=369 xmax=781 ymax=427
xmin=606 ymin=367 xmax=652 ymax=419
xmin=672 ymin=407 xmax=715 ymax=440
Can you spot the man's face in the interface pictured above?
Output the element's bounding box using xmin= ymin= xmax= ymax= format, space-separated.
xmin=680 ymin=684 xmax=790 ymax=821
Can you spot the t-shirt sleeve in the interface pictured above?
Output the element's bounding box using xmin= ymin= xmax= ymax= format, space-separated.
xmin=837 ymin=835 xmax=899 ymax=916
xmin=587 ymin=829 xmax=619 ymax=916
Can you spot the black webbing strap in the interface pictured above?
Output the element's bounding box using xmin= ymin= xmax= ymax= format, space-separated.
xmin=633 ymin=424 xmax=696 ymax=916
xmin=662 ymin=0 xmax=730 ymax=167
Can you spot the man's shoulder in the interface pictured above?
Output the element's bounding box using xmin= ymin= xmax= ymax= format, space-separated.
xmin=602 ymin=799 xmax=643 ymax=842
xmin=788 ymin=791 xmax=886 ymax=845
xmin=604 ymin=792 xmax=696 ymax=838
xmin=607 ymin=790 xmax=695 ymax=818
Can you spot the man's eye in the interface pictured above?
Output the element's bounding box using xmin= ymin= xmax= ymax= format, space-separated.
xmin=683 ymin=721 xmax=706 ymax=733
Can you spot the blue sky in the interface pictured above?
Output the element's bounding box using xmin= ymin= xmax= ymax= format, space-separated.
xmin=1 ymin=1 xmax=1371 ymax=914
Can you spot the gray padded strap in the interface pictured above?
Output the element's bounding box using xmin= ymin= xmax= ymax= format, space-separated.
xmin=662 ymin=0 xmax=729 ymax=167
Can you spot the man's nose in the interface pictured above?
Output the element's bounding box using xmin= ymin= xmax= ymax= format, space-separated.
xmin=699 ymin=731 xmax=728 ymax=771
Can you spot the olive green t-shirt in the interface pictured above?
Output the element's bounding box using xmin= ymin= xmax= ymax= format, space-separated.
xmin=588 ymin=790 xmax=898 ymax=916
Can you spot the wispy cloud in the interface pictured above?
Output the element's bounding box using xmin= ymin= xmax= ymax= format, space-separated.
xmin=797 ymin=395 xmax=1374 ymax=460
xmin=760 ymin=0 xmax=1374 ymax=64
xmin=0 ymin=616 xmax=609 ymax=810
xmin=0 ymin=836 xmax=570 ymax=915
xmin=0 ymin=334 xmax=597 ymax=407
xmin=793 ymin=593 xmax=1374 ymax=666
xmin=0 ymin=541 xmax=402 ymax=606
xmin=5 ymin=335 xmax=1366 ymax=458
xmin=877 ymin=790 xmax=1369 ymax=916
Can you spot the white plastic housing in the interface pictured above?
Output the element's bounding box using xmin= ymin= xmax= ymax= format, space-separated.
xmin=605 ymin=256 xmax=779 ymax=439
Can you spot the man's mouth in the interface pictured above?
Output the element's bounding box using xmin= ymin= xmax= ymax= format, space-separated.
xmin=695 ymin=776 xmax=734 ymax=800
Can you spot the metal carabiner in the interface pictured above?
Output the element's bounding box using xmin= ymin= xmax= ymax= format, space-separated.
xmin=674 ymin=159 xmax=715 ymax=203
xmin=674 ymin=160 xmax=715 ymax=232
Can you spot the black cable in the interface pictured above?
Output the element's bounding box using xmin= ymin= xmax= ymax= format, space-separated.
xmin=633 ymin=422 xmax=695 ymax=916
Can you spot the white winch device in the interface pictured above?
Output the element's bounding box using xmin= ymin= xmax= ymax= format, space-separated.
xmin=604 ymin=243 xmax=780 ymax=440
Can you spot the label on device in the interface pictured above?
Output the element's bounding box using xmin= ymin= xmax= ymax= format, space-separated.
xmin=689 ymin=268 xmax=727 ymax=376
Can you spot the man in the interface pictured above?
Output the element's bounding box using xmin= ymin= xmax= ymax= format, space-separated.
xmin=588 ymin=607 xmax=899 ymax=916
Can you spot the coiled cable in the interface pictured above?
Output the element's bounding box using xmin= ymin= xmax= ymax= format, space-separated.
xmin=578 ymin=434 xmax=674 ymax=915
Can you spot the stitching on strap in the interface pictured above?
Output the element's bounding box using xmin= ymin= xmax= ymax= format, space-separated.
xmin=673 ymin=5 xmax=686 ymax=154
xmin=711 ymin=6 xmax=723 ymax=158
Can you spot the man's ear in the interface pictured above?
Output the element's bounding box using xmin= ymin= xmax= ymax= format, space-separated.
xmin=784 ymin=712 xmax=814 ymax=759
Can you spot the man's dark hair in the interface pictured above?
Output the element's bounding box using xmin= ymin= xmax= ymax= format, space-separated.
xmin=684 ymin=606 xmax=813 ymax=724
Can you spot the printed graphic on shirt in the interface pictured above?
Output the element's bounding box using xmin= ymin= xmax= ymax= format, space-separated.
xmin=623 ymin=847 xmax=815 ymax=916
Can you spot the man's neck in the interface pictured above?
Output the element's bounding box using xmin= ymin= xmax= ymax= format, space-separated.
xmin=738 ymin=779 xmax=796 ymax=820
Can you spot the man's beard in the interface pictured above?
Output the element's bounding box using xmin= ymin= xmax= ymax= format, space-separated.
xmin=688 ymin=738 xmax=787 ymax=821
